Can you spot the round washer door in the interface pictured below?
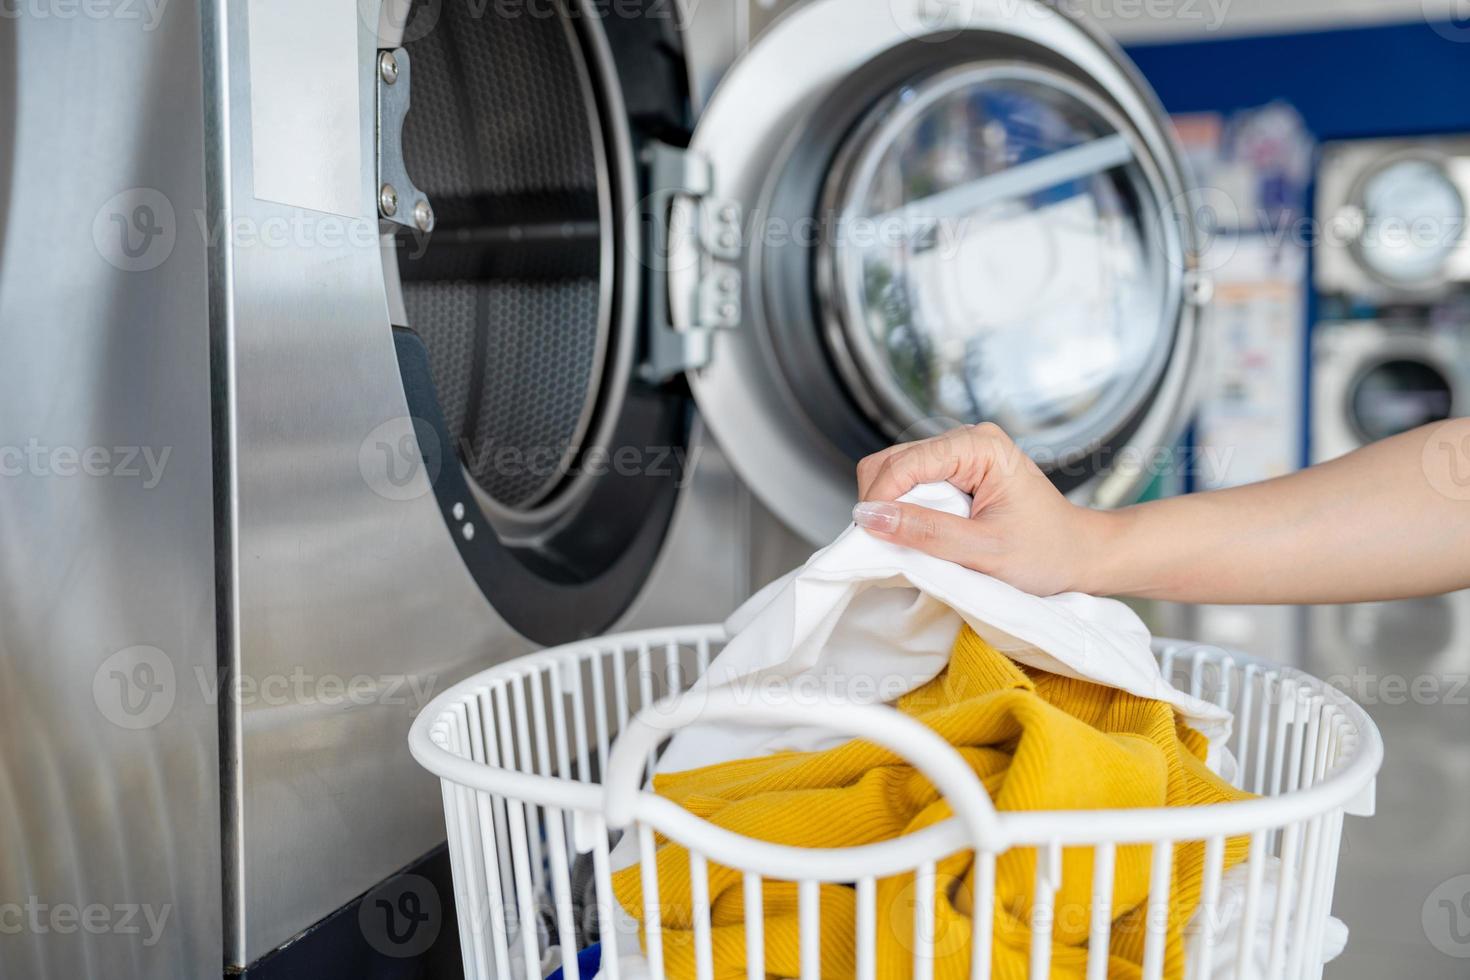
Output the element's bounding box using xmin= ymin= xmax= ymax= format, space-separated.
xmin=674 ymin=0 xmax=1204 ymax=544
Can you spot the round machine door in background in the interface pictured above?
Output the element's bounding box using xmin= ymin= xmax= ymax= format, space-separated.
xmin=1311 ymin=320 xmax=1468 ymax=463
xmin=1347 ymin=356 xmax=1455 ymax=443
xmin=674 ymin=0 xmax=1203 ymax=544
xmin=1351 ymin=154 xmax=1466 ymax=290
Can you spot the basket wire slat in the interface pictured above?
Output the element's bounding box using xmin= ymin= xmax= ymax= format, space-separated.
xmin=408 ymin=626 xmax=1382 ymax=980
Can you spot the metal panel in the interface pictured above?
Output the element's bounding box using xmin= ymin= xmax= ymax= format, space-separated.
xmin=0 ymin=8 xmax=221 ymax=980
xmin=209 ymin=0 xmax=524 ymax=963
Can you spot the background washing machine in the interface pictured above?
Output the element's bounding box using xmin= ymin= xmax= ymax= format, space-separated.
xmin=1310 ymin=319 xmax=1470 ymax=463
xmin=1315 ymin=136 xmax=1470 ymax=302
xmin=0 ymin=0 xmax=1207 ymax=976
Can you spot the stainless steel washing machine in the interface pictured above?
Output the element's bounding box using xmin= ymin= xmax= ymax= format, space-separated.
xmin=1316 ymin=136 xmax=1470 ymax=301
xmin=1310 ymin=319 xmax=1470 ymax=463
xmin=0 ymin=0 xmax=1206 ymax=975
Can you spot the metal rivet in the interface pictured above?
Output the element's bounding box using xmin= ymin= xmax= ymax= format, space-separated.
xmin=451 ymin=501 xmax=465 ymax=520
xmin=718 ymin=204 xmax=738 ymax=223
xmin=718 ymin=231 xmax=737 ymax=250
xmin=378 ymin=50 xmax=399 ymax=85
xmin=414 ymin=199 xmax=434 ymax=232
xmin=379 ymin=183 xmax=398 ymax=217
xmin=718 ymin=302 xmax=737 ymax=320
xmin=461 ymin=523 xmax=475 ymax=541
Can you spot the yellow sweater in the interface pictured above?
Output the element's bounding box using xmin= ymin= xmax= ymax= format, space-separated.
xmin=612 ymin=626 xmax=1252 ymax=979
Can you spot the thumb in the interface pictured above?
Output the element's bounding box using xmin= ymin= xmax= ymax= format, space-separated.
xmin=851 ymin=501 xmax=990 ymax=568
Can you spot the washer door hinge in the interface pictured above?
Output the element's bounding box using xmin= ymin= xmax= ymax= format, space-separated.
xmin=375 ymin=47 xmax=434 ymax=234
xmin=641 ymin=142 xmax=743 ymax=384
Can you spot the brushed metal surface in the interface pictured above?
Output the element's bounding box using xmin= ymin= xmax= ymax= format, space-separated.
xmin=619 ymin=423 xmax=775 ymax=630
xmin=212 ymin=0 xmax=526 ymax=963
xmin=0 ymin=8 xmax=222 ymax=980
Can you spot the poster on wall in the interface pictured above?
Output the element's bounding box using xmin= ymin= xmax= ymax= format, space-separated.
xmin=1173 ymin=103 xmax=1314 ymax=492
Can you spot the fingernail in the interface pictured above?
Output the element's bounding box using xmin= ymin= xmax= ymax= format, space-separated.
xmin=852 ymin=501 xmax=900 ymax=533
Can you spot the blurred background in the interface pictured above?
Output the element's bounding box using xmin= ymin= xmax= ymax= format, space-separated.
xmin=1078 ymin=3 xmax=1470 ymax=976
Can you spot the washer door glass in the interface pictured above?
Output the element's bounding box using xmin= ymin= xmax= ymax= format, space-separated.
xmin=1349 ymin=356 xmax=1455 ymax=442
xmin=822 ymin=64 xmax=1176 ymax=464
xmin=1358 ymin=158 xmax=1465 ymax=285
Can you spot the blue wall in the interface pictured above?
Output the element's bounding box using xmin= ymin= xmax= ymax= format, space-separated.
xmin=1124 ymin=18 xmax=1470 ymax=470
xmin=1125 ymin=19 xmax=1470 ymax=141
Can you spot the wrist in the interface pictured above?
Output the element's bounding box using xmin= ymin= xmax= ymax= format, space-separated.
xmin=1071 ymin=505 xmax=1131 ymax=596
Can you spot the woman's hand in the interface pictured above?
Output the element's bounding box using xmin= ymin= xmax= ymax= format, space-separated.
xmin=851 ymin=423 xmax=1115 ymax=596
xmin=854 ymin=419 xmax=1470 ymax=604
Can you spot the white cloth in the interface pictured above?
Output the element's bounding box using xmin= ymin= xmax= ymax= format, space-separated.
xmin=1185 ymin=856 xmax=1348 ymax=978
xmin=652 ymin=480 xmax=1231 ymax=777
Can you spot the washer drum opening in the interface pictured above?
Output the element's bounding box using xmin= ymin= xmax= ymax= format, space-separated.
xmin=390 ymin=0 xmax=688 ymax=640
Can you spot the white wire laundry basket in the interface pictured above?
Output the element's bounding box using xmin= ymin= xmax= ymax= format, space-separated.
xmin=409 ymin=625 xmax=1383 ymax=980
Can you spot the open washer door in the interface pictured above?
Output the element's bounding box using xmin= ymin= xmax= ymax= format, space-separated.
xmin=664 ymin=0 xmax=1206 ymax=544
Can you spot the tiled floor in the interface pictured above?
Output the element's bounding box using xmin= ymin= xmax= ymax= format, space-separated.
xmin=1157 ymin=597 xmax=1470 ymax=978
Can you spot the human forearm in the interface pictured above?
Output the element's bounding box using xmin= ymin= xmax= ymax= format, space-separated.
xmin=1083 ymin=421 xmax=1470 ymax=603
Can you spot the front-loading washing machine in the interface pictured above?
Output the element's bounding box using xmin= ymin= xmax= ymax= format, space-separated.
xmin=1310 ymin=319 xmax=1470 ymax=464
xmin=0 ymin=0 xmax=1206 ymax=975
xmin=1316 ymin=136 xmax=1470 ymax=302
xmin=381 ymin=0 xmax=1208 ymax=557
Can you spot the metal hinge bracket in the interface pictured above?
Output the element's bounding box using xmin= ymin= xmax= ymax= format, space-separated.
xmin=641 ymin=142 xmax=743 ymax=384
xmin=375 ymin=47 xmax=434 ymax=233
